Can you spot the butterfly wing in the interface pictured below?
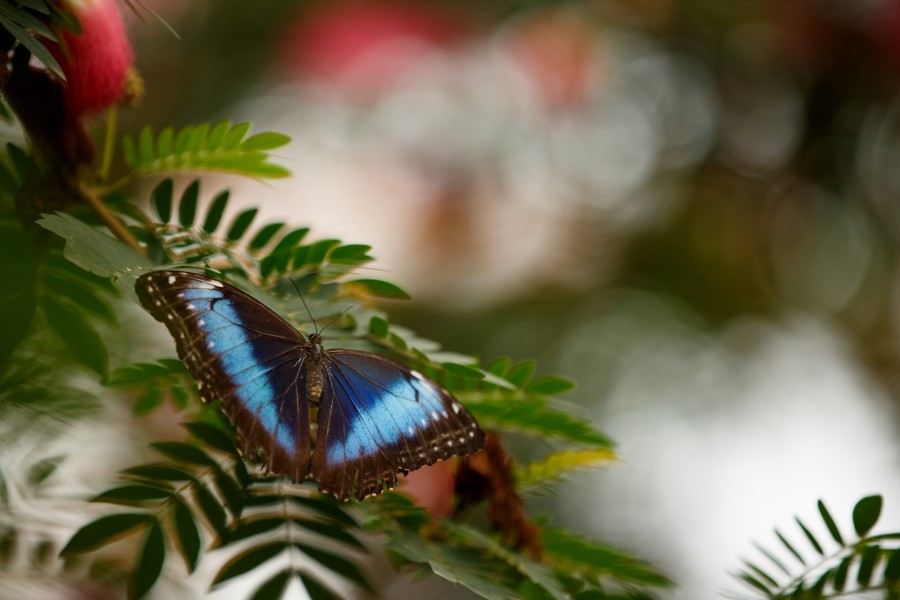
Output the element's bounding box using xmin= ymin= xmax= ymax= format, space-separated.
xmin=312 ymin=350 xmax=485 ymax=501
xmin=135 ymin=270 xmax=312 ymax=481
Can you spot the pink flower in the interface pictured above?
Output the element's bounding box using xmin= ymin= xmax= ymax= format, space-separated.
xmin=53 ymin=0 xmax=134 ymax=117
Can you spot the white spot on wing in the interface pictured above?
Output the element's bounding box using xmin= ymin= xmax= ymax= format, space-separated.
xmin=168 ymin=275 xmax=176 ymax=284
xmin=198 ymin=319 xmax=205 ymax=326
xmin=208 ymin=341 xmax=215 ymax=348
xmin=431 ymin=411 xmax=439 ymax=420
xmin=419 ymin=418 xmax=427 ymax=427
xmin=452 ymin=402 xmax=461 ymax=414
xmin=186 ymin=303 xmax=195 ymax=310
xmin=406 ymin=426 xmax=414 ymax=435
xmin=210 ymin=280 xmax=223 ymax=288
xmin=468 ymin=431 xmax=475 ymax=438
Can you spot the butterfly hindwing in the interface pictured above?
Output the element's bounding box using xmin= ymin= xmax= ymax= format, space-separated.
xmin=136 ymin=270 xmax=487 ymax=501
xmin=313 ymin=350 xmax=486 ymax=501
xmin=135 ymin=271 xmax=312 ymax=481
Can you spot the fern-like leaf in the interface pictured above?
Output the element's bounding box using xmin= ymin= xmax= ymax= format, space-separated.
xmin=515 ymin=448 xmax=617 ymax=490
xmin=733 ymin=494 xmax=900 ymax=599
xmin=123 ymin=121 xmax=291 ymax=179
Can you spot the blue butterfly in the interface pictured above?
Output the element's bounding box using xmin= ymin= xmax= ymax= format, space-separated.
xmin=135 ymin=270 xmax=485 ymax=500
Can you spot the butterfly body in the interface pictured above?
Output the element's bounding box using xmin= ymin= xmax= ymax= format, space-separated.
xmin=135 ymin=270 xmax=485 ymax=501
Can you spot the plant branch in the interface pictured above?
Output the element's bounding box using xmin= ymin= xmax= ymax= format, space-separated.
xmin=77 ymin=180 xmax=145 ymax=256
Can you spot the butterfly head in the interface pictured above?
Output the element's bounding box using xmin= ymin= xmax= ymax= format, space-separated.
xmin=308 ymin=332 xmax=325 ymax=358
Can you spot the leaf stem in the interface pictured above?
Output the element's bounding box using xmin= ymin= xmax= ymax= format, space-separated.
xmin=77 ymin=180 xmax=146 ymax=256
xmin=99 ymin=106 xmax=118 ymax=183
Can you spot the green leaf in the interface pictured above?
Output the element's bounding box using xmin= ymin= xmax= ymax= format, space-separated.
xmin=856 ymin=544 xmax=880 ymax=587
xmin=203 ymin=190 xmax=230 ymax=233
xmin=133 ymin=383 xmax=163 ymax=415
xmin=125 ymin=123 xmax=291 ymax=179
xmin=178 ymin=180 xmax=200 ymax=227
xmin=442 ymin=362 xmax=484 ymax=379
xmin=60 ymin=513 xmax=153 ymax=555
xmin=182 ymin=422 xmax=237 ymax=455
xmin=775 ymin=529 xmax=805 ymax=566
xmin=743 ymin=561 xmax=777 ymax=588
xmin=91 ymin=485 xmax=172 ymax=505
xmin=212 ymin=542 xmax=287 ymax=586
xmin=294 ymin=542 xmax=374 ymax=592
xmin=121 ymin=464 xmax=195 ymax=482
xmin=170 ymin=497 xmax=201 ymax=573
xmin=795 ymin=517 xmax=824 ymax=555
xmin=884 ymin=548 xmax=900 ymax=582
xmin=261 ymin=228 xmax=310 ymax=276
xmin=213 ymin=468 xmax=244 ymax=517
xmin=206 ymin=121 xmax=230 ymax=150
xmin=151 ymin=442 xmax=218 ymax=467
xmin=384 ymin=531 xmax=520 ymax=600
xmin=0 ymin=225 xmax=37 ymax=365
xmin=43 ymin=269 xmax=116 ymax=324
xmin=753 ymin=542 xmax=790 ymax=576
xmin=37 ymin=213 xmax=152 ymax=276
xmin=222 ymin=518 xmax=284 ymax=544
xmin=369 ymin=316 xmax=389 ymax=337
xmin=507 ymin=360 xmax=536 ymax=388
xmin=41 ymin=295 xmax=108 ymax=376
xmin=293 ymin=239 xmax=339 ymax=268
xmin=293 ymin=519 xmax=367 ymax=551
xmin=226 ymin=208 xmax=259 ymax=242
xmin=243 ymin=132 xmax=291 ymax=151
xmin=466 ymin=397 xmax=613 ymax=447
xmin=0 ymin=6 xmax=64 ymax=78
xmin=194 ymin=482 xmax=227 ymax=535
xmin=222 ymin=122 xmax=251 ymax=149
xmin=833 ymin=554 xmax=851 ymax=591
xmin=130 ymin=520 xmax=165 ymax=600
xmin=252 ymin=569 xmax=293 ymax=600
xmin=818 ymin=500 xmax=843 ymax=545
xmin=526 ymin=376 xmax=575 ymax=396
xmin=123 ymin=135 xmax=137 ymax=167
xmin=345 ymin=279 xmax=410 ymax=300
xmin=298 ymin=570 xmax=343 ymax=600
xmin=329 ymin=244 xmax=372 ymax=262
xmin=515 ymin=449 xmax=616 ymax=489
xmin=737 ymin=571 xmax=772 ymax=595
xmin=852 ymin=495 xmax=882 ymax=537
xmin=250 ymin=222 xmax=287 ymax=250
xmin=287 ymin=496 xmax=357 ymax=528
xmin=26 ymin=456 xmax=62 ymax=487
xmin=138 ymin=127 xmax=154 ymax=166
xmin=447 ymin=523 xmax=573 ymax=600
xmin=156 ymin=127 xmax=173 ymax=157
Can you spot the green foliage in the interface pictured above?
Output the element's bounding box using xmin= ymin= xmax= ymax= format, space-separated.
xmin=122 ymin=121 xmax=291 ymax=179
xmin=734 ymin=495 xmax=900 ymax=599
xmin=0 ymin=89 xmax=658 ymax=598
xmin=0 ymin=0 xmax=68 ymax=79
xmin=108 ymin=359 xmax=196 ymax=414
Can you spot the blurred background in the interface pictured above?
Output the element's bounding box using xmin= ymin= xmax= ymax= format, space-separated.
xmin=41 ymin=0 xmax=900 ymax=597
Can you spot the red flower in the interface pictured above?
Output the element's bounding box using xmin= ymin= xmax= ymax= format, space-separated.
xmin=53 ymin=0 xmax=134 ymax=117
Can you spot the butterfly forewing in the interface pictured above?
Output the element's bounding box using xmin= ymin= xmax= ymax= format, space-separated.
xmin=313 ymin=351 xmax=485 ymax=501
xmin=135 ymin=271 xmax=312 ymax=481
xmin=136 ymin=270 xmax=486 ymax=501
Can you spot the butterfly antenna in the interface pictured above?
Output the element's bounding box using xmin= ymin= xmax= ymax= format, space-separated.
xmin=288 ymin=278 xmax=319 ymax=335
xmin=319 ymin=306 xmax=352 ymax=335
